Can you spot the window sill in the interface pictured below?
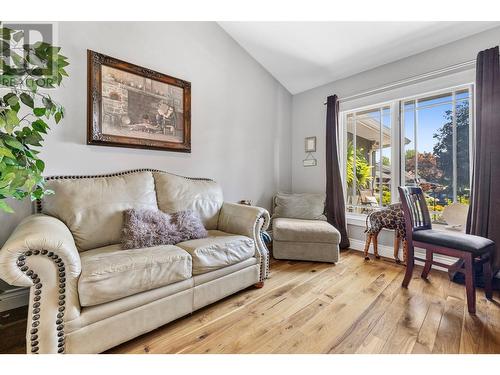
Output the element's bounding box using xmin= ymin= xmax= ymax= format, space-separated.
xmin=346 ymin=213 xmax=367 ymax=227
xmin=347 ymin=212 xmax=456 ymax=233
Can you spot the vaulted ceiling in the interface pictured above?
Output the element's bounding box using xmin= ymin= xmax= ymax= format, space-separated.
xmin=219 ymin=22 xmax=500 ymax=94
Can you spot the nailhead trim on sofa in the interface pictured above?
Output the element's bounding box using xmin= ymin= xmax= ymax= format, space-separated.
xmin=16 ymin=250 xmax=67 ymax=354
xmin=259 ymin=217 xmax=271 ymax=281
xmin=36 ymin=168 xmax=213 ymax=214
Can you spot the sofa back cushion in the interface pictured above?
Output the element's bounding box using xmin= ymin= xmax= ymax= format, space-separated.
xmin=42 ymin=171 xmax=158 ymax=251
xmin=273 ymin=192 xmax=327 ymax=221
xmin=153 ymin=172 xmax=223 ymax=230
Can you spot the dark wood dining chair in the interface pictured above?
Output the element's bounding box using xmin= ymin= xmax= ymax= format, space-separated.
xmin=398 ymin=186 xmax=494 ymax=314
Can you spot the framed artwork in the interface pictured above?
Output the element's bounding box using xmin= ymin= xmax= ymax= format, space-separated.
xmin=87 ymin=50 xmax=191 ymax=152
xmin=305 ymin=136 xmax=316 ymax=152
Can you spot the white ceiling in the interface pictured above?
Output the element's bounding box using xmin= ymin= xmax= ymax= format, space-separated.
xmin=219 ymin=22 xmax=500 ymax=94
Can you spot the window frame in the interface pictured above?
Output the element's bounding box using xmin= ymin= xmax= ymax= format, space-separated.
xmin=341 ymin=100 xmax=397 ymax=215
xmin=339 ymin=83 xmax=475 ymax=221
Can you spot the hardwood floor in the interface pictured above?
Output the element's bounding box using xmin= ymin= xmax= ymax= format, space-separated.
xmin=108 ymin=251 xmax=500 ymax=354
xmin=2 ymin=250 xmax=499 ymax=354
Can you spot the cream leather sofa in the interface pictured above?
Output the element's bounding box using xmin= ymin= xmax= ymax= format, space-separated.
xmin=0 ymin=169 xmax=270 ymax=354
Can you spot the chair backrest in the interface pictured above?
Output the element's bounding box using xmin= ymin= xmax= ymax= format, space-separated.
xmin=398 ymin=187 xmax=432 ymax=239
xmin=272 ymin=192 xmax=327 ymax=221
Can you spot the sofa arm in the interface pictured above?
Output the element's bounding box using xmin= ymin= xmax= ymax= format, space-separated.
xmin=218 ymin=202 xmax=271 ymax=281
xmin=0 ymin=214 xmax=81 ymax=354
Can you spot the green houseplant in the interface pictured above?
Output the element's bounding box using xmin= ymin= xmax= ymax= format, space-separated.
xmin=0 ymin=23 xmax=69 ymax=212
xmin=346 ymin=141 xmax=372 ymax=191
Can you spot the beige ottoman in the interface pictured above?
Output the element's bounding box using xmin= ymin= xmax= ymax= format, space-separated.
xmin=272 ymin=218 xmax=341 ymax=263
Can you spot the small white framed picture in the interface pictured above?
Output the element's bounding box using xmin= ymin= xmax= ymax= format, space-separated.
xmin=305 ymin=136 xmax=316 ymax=152
xmin=303 ymin=159 xmax=317 ymax=167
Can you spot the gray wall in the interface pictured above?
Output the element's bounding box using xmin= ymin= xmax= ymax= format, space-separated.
xmin=291 ymin=26 xmax=500 ymax=246
xmin=0 ymin=21 xmax=293 ymax=249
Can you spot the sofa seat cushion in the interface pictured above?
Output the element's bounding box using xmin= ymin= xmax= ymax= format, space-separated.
xmin=176 ymin=230 xmax=255 ymax=275
xmin=273 ymin=218 xmax=341 ymax=244
xmin=78 ymin=244 xmax=192 ymax=306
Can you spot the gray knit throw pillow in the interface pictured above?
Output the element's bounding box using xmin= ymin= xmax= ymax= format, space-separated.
xmin=122 ymin=208 xmax=208 ymax=249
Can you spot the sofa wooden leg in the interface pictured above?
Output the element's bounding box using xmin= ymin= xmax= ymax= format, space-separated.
xmin=254 ymin=281 xmax=265 ymax=288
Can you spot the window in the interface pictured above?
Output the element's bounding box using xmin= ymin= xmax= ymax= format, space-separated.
xmin=342 ymin=85 xmax=473 ymax=224
xmin=345 ymin=105 xmax=393 ymax=214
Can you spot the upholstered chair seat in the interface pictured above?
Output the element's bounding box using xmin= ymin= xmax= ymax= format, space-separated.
xmin=177 ymin=230 xmax=255 ymax=275
xmin=413 ymin=230 xmax=495 ymax=255
xmin=273 ymin=218 xmax=341 ymax=244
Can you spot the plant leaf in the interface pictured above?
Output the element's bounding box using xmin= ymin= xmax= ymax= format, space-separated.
xmin=5 ymin=109 xmax=19 ymax=128
xmin=0 ymin=40 xmax=9 ymax=52
xmin=33 ymin=107 xmax=46 ymax=117
xmin=24 ymin=131 xmax=43 ymax=146
xmin=12 ymin=30 xmax=23 ymax=42
xmin=3 ymin=92 xmax=16 ymax=105
xmin=32 ymin=119 xmax=48 ymax=133
xmin=10 ymin=101 xmax=20 ymax=112
xmin=35 ymin=159 xmax=45 ymax=172
xmin=26 ymin=78 xmax=37 ymax=92
xmin=3 ymin=136 xmax=24 ymax=150
xmin=0 ymin=27 xmax=12 ymax=40
xmin=20 ymin=93 xmax=34 ymax=108
xmin=0 ymin=147 xmax=15 ymax=158
xmin=42 ymin=96 xmax=52 ymax=109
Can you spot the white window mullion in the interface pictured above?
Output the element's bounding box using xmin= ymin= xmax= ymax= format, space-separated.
xmin=392 ymin=101 xmax=400 ymax=203
xmin=400 ymin=101 xmax=406 ymax=188
xmin=352 ymin=112 xmax=357 ymax=207
xmin=341 ymin=112 xmax=347 ymax=203
xmin=379 ymin=108 xmax=383 ymax=206
xmin=414 ymin=99 xmax=419 ymax=183
xmin=452 ymin=91 xmax=457 ymax=202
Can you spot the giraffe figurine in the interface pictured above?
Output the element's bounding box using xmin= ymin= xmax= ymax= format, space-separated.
xmin=364 ymin=203 xmax=408 ymax=263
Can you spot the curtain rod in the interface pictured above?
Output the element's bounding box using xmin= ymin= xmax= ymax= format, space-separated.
xmin=323 ymin=58 xmax=476 ymax=105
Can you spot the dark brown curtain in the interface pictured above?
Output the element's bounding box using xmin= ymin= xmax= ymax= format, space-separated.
xmin=467 ymin=46 xmax=500 ymax=272
xmin=325 ymin=95 xmax=350 ymax=249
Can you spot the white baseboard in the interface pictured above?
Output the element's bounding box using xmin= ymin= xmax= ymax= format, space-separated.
xmin=0 ymin=287 xmax=29 ymax=312
xmin=348 ymin=238 xmax=457 ymax=272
